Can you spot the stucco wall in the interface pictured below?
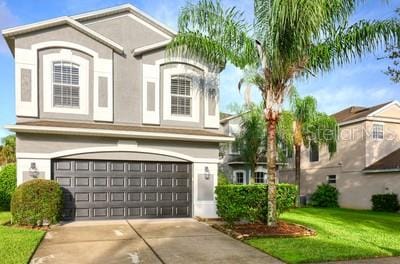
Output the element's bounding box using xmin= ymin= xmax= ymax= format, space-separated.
xmin=16 ymin=133 xmax=219 ymax=160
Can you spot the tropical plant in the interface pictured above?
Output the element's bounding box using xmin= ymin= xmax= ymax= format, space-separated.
xmin=290 ymin=94 xmax=337 ymax=202
xmin=382 ymin=8 xmax=400 ymax=83
xmin=236 ymin=104 xmax=265 ymax=183
xmin=0 ymin=135 xmax=16 ymax=165
xmin=169 ymin=0 xmax=400 ymax=226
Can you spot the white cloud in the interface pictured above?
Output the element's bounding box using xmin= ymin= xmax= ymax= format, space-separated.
xmin=0 ymin=1 xmax=19 ymax=54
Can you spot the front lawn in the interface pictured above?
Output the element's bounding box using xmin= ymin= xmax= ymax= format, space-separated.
xmin=247 ymin=208 xmax=400 ymax=263
xmin=0 ymin=212 xmax=45 ymax=264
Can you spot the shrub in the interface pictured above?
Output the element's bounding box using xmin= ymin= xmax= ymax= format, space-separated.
xmin=309 ymin=184 xmax=339 ymax=208
xmin=0 ymin=164 xmax=17 ymax=211
xmin=11 ymin=179 xmax=63 ymax=226
xmin=371 ymin=193 xmax=400 ymax=212
xmin=218 ymin=171 xmax=229 ymax=185
xmin=215 ymin=184 xmax=297 ymax=225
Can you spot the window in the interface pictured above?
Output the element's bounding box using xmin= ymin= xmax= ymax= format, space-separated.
xmin=372 ymin=124 xmax=384 ymax=140
xmin=52 ymin=61 xmax=80 ymax=108
xmin=229 ymin=140 xmax=240 ymax=155
xmin=255 ymin=171 xmax=266 ymax=184
xmin=309 ymin=142 xmax=319 ymax=162
xmin=234 ymin=171 xmax=245 ymax=184
xmin=171 ymin=75 xmax=191 ymax=116
xmin=327 ymin=175 xmax=336 ymax=184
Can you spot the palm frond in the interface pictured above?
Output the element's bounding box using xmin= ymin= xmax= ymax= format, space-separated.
xmin=308 ymin=19 xmax=400 ymax=73
xmin=168 ymin=0 xmax=257 ymax=69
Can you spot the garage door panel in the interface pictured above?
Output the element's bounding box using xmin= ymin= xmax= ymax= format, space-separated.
xmin=53 ymin=160 xmax=192 ymax=220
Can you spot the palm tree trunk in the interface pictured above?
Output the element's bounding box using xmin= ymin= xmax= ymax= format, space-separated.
xmin=295 ymin=144 xmax=301 ymax=206
xmin=266 ymin=118 xmax=278 ymax=227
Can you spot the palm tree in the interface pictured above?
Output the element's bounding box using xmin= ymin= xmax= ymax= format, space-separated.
xmin=236 ymin=104 xmax=265 ymax=183
xmin=169 ymin=0 xmax=400 ymax=226
xmin=291 ymin=94 xmax=337 ymax=204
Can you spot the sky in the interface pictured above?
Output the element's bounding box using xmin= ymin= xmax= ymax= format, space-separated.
xmin=0 ymin=0 xmax=400 ymax=138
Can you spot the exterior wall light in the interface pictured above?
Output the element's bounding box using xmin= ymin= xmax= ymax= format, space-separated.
xmin=204 ymin=166 xmax=210 ymax=180
xmin=29 ymin=162 xmax=39 ymax=178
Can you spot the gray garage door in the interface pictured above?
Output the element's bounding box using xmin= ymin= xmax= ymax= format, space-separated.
xmin=52 ymin=160 xmax=192 ymax=220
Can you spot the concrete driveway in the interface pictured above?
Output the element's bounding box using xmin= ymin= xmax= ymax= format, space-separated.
xmin=31 ymin=219 xmax=282 ymax=264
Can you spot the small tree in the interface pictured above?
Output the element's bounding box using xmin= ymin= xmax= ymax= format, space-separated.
xmin=291 ymin=94 xmax=337 ymax=202
xmin=236 ymin=104 xmax=265 ymax=183
xmin=0 ymin=135 xmax=16 ymax=165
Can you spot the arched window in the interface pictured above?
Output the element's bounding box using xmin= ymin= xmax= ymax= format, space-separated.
xmin=52 ymin=61 xmax=80 ymax=108
xmin=170 ymin=75 xmax=192 ymax=116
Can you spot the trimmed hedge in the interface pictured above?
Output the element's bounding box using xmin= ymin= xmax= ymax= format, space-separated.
xmin=215 ymin=184 xmax=297 ymax=224
xmin=0 ymin=164 xmax=17 ymax=211
xmin=11 ymin=179 xmax=63 ymax=226
xmin=371 ymin=193 xmax=400 ymax=212
xmin=309 ymin=184 xmax=339 ymax=208
xmin=218 ymin=171 xmax=229 ymax=185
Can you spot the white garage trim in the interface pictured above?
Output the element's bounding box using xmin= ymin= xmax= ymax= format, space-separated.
xmin=16 ymin=145 xmax=220 ymax=163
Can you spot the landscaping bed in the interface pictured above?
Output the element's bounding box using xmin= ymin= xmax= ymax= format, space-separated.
xmin=212 ymin=221 xmax=315 ymax=240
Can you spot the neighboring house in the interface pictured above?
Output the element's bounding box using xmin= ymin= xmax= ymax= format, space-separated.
xmin=2 ymin=4 xmax=233 ymax=220
xmin=219 ymin=112 xmax=269 ymax=184
xmin=280 ymin=101 xmax=400 ymax=209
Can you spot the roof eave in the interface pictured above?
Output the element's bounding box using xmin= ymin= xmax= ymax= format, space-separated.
xmin=363 ymin=168 xmax=400 ymax=174
xmin=6 ymin=124 xmax=234 ymax=143
xmin=2 ymin=17 xmax=124 ymax=54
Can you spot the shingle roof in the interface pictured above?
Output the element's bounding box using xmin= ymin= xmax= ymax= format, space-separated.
xmin=364 ymin=148 xmax=400 ymax=172
xmin=332 ymin=101 xmax=392 ymax=123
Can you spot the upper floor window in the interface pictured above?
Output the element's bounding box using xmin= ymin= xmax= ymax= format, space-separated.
xmin=309 ymin=142 xmax=319 ymax=162
xmin=372 ymin=124 xmax=384 ymax=140
xmin=229 ymin=140 xmax=240 ymax=155
xmin=171 ymin=75 xmax=191 ymax=116
xmin=53 ymin=61 xmax=80 ymax=108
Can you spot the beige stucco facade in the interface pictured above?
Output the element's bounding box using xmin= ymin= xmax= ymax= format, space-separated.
xmin=281 ymin=102 xmax=400 ymax=209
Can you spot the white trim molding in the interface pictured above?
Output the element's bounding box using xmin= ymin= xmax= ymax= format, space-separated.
xmin=133 ymin=40 xmax=171 ymax=56
xmin=233 ymin=169 xmax=246 ymax=184
xmin=43 ymin=50 xmax=89 ymax=115
xmin=2 ymin=17 xmax=124 ymax=54
xmin=16 ymin=145 xmax=220 ymax=163
xmin=15 ymin=41 xmax=114 ymax=121
xmin=6 ymin=124 xmax=234 ymax=143
xmin=163 ymin=64 xmax=201 ymax=123
xmin=142 ymin=64 xmax=160 ymax=124
xmin=72 ymin=4 xmax=176 ymax=37
xmin=15 ymin=48 xmax=37 ymax=117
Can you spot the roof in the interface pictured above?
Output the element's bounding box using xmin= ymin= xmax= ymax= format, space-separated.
xmin=2 ymin=4 xmax=176 ymax=54
xmin=220 ymin=112 xmax=233 ymax=121
xmin=364 ymin=148 xmax=400 ymax=173
xmin=332 ymin=101 xmax=392 ymax=124
xmin=6 ymin=120 xmax=233 ymax=143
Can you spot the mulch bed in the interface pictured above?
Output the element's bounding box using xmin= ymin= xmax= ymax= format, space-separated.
xmin=211 ymin=221 xmax=316 ymax=240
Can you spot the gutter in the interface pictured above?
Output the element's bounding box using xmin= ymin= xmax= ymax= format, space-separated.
xmin=363 ymin=168 xmax=400 ymax=174
xmin=6 ymin=124 xmax=234 ymax=143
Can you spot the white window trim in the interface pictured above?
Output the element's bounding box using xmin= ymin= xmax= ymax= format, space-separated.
xmin=372 ymin=122 xmax=384 ymax=140
xmin=255 ymin=167 xmax=267 ymax=184
xmin=233 ymin=170 xmax=246 ymax=185
xmin=163 ymin=65 xmax=200 ymax=122
xmin=228 ymin=142 xmax=240 ymax=155
xmin=43 ymin=49 xmax=89 ymax=115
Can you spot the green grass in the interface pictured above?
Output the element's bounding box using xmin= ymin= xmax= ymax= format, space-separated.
xmin=0 ymin=211 xmax=11 ymax=225
xmin=0 ymin=212 xmax=45 ymax=264
xmin=247 ymin=208 xmax=400 ymax=263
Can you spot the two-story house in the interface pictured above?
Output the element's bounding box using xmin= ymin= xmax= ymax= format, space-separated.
xmin=281 ymin=101 xmax=400 ymax=209
xmin=2 ymin=4 xmax=233 ymax=220
xmin=219 ymin=112 xmax=269 ymax=184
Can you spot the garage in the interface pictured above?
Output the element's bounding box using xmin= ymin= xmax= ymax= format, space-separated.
xmin=52 ymin=159 xmax=192 ymax=220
